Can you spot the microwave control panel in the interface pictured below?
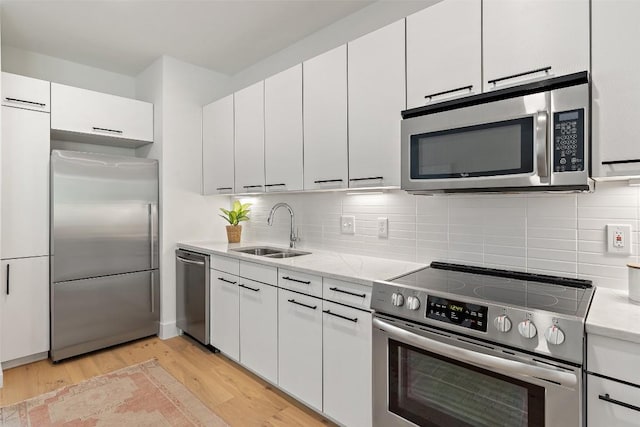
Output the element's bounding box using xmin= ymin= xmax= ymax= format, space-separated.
xmin=553 ymin=108 xmax=585 ymax=172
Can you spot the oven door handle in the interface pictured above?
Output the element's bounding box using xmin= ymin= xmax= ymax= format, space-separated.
xmin=373 ymin=318 xmax=577 ymax=387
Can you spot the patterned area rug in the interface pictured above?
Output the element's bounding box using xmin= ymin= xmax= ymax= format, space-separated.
xmin=0 ymin=359 xmax=228 ymax=426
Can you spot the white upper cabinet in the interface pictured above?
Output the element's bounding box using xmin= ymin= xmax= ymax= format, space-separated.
xmin=50 ymin=83 xmax=153 ymax=146
xmin=203 ymin=95 xmax=235 ymax=194
xmin=592 ymin=0 xmax=640 ymax=178
xmin=1 ymin=72 xmax=50 ymax=112
xmin=483 ymin=0 xmax=589 ymax=90
xmin=406 ymin=0 xmax=481 ymax=109
xmin=303 ymin=45 xmax=348 ymax=190
xmin=264 ymin=64 xmax=303 ymax=192
xmin=1 ymin=106 xmax=50 ymax=259
xmin=348 ymin=19 xmax=405 ymax=188
xmin=234 ymin=81 xmax=265 ymax=193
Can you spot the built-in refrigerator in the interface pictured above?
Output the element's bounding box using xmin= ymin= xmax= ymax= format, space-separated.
xmin=50 ymin=150 xmax=159 ymax=362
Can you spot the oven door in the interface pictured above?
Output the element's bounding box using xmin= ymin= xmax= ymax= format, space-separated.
xmin=401 ymin=92 xmax=550 ymax=193
xmin=372 ymin=316 xmax=582 ymax=427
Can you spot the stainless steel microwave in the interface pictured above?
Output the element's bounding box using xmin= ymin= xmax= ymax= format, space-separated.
xmin=401 ymin=72 xmax=591 ymax=194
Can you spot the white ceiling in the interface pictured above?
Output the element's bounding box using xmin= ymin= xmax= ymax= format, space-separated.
xmin=0 ymin=0 xmax=374 ymax=76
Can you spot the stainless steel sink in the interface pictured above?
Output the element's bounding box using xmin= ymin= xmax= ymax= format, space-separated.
xmin=231 ymin=246 xmax=310 ymax=258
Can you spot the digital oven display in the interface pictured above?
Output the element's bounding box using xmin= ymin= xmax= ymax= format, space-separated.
xmin=426 ymin=296 xmax=489 ymax=332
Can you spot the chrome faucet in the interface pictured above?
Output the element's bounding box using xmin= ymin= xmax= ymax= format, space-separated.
xmin=267 ymin=202 xmax=298 ymax=248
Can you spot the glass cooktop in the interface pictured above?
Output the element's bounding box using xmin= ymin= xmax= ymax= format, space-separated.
xmin=391 ymin=262 xmax=594 ymax=317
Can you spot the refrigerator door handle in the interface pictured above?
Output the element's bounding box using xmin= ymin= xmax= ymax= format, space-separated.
xmin=150 ymin=273 xmax=155 ymax=313
xmin=149 ymin=204 xmax=157 ymax=270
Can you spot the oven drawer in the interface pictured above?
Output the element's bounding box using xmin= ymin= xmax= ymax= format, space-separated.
xmin=588 ymin=334 xmax=640 ymax=386
xmin=588 ymin=374 xmax=640 ymax=427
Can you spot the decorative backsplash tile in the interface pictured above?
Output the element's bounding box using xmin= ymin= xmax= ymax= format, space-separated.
xmin=236 ymin=180 xmax=639 ymax=290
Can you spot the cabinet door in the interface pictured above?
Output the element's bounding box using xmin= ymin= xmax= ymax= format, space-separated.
xmin=203 ymin=95 xmax=235 ymax=195
xmin=210 ymin=272 xmax=239 ymax=361
xmin=592 ymin=0 xmax=640 ymax=178
xmin=303 ymin=45 xmax=348 ymax=190
xmin=51 ymin=83 xmax=153 ymax=144
xmin=588 ymin=374 xmax=640 ymax=427
xmin=1 ymin=106 xmax=50 ymax=259
xmin=323 ymin=301 xmax=372 ymax=427
xmin=0 ymin=257 xmax=49 ymax=362
xmin=265 ymin=64 xmax=303 ymax=192
xmin=483 ymin=0 xmax=589 ymax=90
xmin=278 ymin=288 xmax=322 ymax=411
xmin=239 ymin=279 xmax=277 ymax=383
xmin=406 ymin=0 xmax=481 ymax=109
xmin=348 ymin=20 xmax=405 ymax=188
xmin=234 ymin=81 xmax=265 ymax=193
xmin=1 ymin=72 xmax=50 ymax=112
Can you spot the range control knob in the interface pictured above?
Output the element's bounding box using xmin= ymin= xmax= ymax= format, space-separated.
xmin=518 ymin=319 xmax=538 ymax=339
xmin=391 ymin=293 xmax=405 ymax=307
xmin=493 ymin=315 xmax=512 ymax=333
xmin=544 ymin=325 xmax=566 ymax=345
xmin=406 ymin=296 xmax=421 ymax=311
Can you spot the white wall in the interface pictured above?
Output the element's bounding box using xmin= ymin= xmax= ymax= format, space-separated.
xmin=238 ymin=181 xmax=639 ymax=291
xmin=0 ymin=5 xmax=4 ymax=389
xmin=1 ymin=45 xmax=135 ymax=97
xmin=136 ymin=56 xmax=230 ymax=339
xmin=227 ymin=0 xmax=439 ymax=95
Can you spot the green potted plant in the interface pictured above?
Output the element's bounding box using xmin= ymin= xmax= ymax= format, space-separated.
xmin=219 ymin=200 xmax=251 ymax=243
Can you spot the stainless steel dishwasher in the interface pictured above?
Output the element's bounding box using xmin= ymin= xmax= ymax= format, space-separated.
xmin=176 ymin=249 xmax=210 ymax=345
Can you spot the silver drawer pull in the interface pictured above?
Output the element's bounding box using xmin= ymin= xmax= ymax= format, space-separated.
xmin=282 ymin=276 xmax=311 ymax=285
xmin=239 ymin=283 xmax=260 ymax=292
xmin=4 ymin=97 xmax=46 ymax=107
xmin=287 ymin=299 xmax=317 ymax=310
xmin=329 ymin=287 xmax=366 ymax=298
xmin=217 ymin=277 xmax=237 ymax=285
xmin=323 ymin=309 xmax=358 ymax=323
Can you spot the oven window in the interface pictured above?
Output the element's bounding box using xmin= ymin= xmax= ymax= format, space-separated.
xmin=389 ymin=339 xmax=545 ymax=427
xmin=410 ymin=117 xmax=534 ymax=179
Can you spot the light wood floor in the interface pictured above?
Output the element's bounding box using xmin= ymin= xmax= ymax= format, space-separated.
xmin=0 ymin=336 xmax=334 ymax=426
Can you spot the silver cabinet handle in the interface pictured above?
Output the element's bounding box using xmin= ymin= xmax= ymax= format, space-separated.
xmin=488 ymin=66 xmax=552 ymax=87
xmin=323 ymin=309 xmax=358 ymax=323
xmin=92 ymin=127 xmax=123 ymax=134
xmin=5 ymin=264 xmax=10 ymax=295
xmin=287 ymin=299 xmax=317 ymax=310
xmin=424 ymin=85 xmax=473 ymax=101
xmin=217 ymin=277 xmax=237 ymax=285
xmin=4 ymin=97 xmax=46 ymax=107
xmin=329 ymin=286 xmax=366 ymax=298
xmin=535 ymin=111 xmax=549 ymax=178
xmin=373 ymin=318 xmax=577 ymax=387
xmin=239 ymin=284 xmax=260 ymax=292
xmin=176 ymin=256 xmax=205 ymax=266
xmin=350 ymin=176 xmax=383 ymax=182
xmin=599 ymin=394 xmax=640 ymax=413
xmin=314 ymin=179 xmax=343 ymax=184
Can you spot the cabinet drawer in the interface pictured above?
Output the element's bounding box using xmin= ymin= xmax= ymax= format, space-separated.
xmin=2 ymin=72 xmax=50 ymax=112
xmin=323 ymin=278 xmax=371 ymax=310
xmin=588 ymin=334 xmax=640 ymax=386
xmin=588 ymin=374 xmax=640 ymax=426
xmin=211 ymin=255 xmax=239 ymax=275
xmin=240 ymin=261 xmax=277 ymax=285
xmin=278 ymin=269 xmax=322 ymax=297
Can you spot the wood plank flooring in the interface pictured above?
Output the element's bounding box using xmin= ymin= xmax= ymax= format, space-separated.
xmin=0 ymin=336 xmax=335 ymax=426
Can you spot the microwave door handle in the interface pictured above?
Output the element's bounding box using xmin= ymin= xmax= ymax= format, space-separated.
xmin=536 ymin=111 xmax=549 ymax=178
xmin=372 ymin=318 xmax=577 ymax=387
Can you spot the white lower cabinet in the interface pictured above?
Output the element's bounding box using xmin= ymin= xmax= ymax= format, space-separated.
xmin=239 ymin=278 xmax=278 ymax=384
xmin=278 ymin=288 xmax=323 ymax=411
xmin=210 ymin=271 xmax=240 ymax=361
xmin=322 ymin=300 xmax=372 ymax=427
xmin=0 ymin=256 xmax=49 ymax=363
xmin=587 ymin=374 xmax=640 ymax=427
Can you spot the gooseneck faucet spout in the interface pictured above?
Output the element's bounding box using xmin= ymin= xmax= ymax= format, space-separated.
xmin=267 ymin=202 xmax=298 ymax=248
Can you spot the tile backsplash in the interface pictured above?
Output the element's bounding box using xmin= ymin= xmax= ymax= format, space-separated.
xmin=236 ymin=180 xmax=638 ymax=290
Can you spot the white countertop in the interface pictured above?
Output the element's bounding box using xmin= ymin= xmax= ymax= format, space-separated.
xmin=586 ymin=287 xmax=640 ymax=344
xmin=177 ymin=241 xmax=427 ymax=286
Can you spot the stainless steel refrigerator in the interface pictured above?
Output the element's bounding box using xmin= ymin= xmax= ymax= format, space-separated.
xmin=50 ymin=150 xmax=159 ymax=362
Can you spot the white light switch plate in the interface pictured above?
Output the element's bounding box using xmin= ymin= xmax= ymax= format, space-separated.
xmin=341 ymin=215 xmax=355 ymax=234
xmin=607 ymin=224 xmax=632 ymax=255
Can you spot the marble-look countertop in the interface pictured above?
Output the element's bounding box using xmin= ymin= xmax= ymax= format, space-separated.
xmin=177 ymin=241 xmax=427 ymax=287
xmin=586 ymin=287 xmax=640 ymax=344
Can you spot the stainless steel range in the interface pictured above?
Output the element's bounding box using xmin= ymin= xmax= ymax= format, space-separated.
xmin=371 ymin=261 xmax=594 ymax=427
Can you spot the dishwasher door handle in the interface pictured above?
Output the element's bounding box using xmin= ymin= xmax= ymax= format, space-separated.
xmin=176 ymin=256 xmax=205 ymax=266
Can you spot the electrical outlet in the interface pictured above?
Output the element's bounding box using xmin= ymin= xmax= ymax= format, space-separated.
xmin=378 ymin=217 xmax=388 ymax=238
xmin=607 ymin=224 xmax=632 ymax=255
xmin=341 ymin=215 xmax=355 ymax=234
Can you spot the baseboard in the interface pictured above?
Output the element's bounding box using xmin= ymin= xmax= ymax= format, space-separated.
xmin=159 ymin=321 xmax=179 ymax=340
xmin=0 ymin=369 xmax=3 ymax=388
xmin=2 ymin=351 xmax=48 ymax=370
